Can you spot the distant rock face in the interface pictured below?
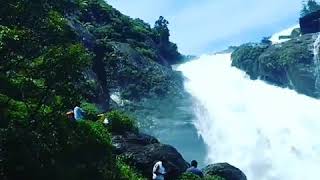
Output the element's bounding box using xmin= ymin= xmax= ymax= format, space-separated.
xmin=300 ymin=10 xmax=320 ymax=34
xmin=112 ymin=132 xmax=189 ymax=179
xmin=62 ymin=0 xmax=185 ymax=109
xmin=202 ymin=163 xmax=247 ymax=180
xmin=232 ymin=33 xmax=320 ymax=98
xmin=106 ymin=42 xmax=185 ymax=101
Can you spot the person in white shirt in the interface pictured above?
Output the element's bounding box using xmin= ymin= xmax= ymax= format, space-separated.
xmin=152 ymin=160 xmax=167 ymax=180
xmin=73 ymin=106 xmax=85 ymax=121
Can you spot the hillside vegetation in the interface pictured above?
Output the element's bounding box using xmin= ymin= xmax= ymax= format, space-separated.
xmin=0 ymin=0 xmax=183 ymax=179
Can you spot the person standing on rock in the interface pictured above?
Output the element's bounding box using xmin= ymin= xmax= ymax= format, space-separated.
xmin=152 ymin=159 xmax=167 ymax=180
xmin=186 ymin=160 xmax=204 ymax=178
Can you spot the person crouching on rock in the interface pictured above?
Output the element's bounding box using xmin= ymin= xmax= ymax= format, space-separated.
xmin=152 ymin=159 xmax=167 ymax=180
xmin=186 ymin=160 xmax=204 ymax=178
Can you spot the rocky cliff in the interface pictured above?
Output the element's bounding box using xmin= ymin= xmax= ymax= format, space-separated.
xmin=232 ymin=32 xmax=320 ymax=98
xmin=64 ymin=0 xmax=186 ymax=109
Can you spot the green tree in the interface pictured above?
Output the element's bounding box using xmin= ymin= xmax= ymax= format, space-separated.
xmin=154 ymin=16 xmax=170 ymax=44
xmin=301 ymin=0 xmax=320 ymax=16
xmin=106 ymin=110 xmax=138 ymax=133
xmin=153 ymin=16 xmax=181 ymax=63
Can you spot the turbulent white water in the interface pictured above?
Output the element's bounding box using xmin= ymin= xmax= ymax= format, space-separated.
xmin=178 ymin=53 xmax=320 ymax=180
xmin=314 ymin=34 xmax=320 ymax=93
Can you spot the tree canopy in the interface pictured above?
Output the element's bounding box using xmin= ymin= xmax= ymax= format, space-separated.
xmin=301 ymin=0 xmax=320 ymax=16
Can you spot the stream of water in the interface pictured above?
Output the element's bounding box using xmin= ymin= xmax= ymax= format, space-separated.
xmin=178 ymin=53 xmax=320 ymax=180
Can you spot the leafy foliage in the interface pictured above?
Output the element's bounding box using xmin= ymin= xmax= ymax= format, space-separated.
xmin=204 ymin=176 xmax=226 ymax=180
xmin=231 ymin=33 xmax=315 ymax=94
xmin=76 ymin=1 xmax=183 ymax=101
xmin=179 ymin=173 xmax=202 ymax=180
xmin=154 ymin=16 xmax=181 ymax=63
xmin=0 ymin=117 xmax=115 ymax=180
xmin=231 ymin=43 xmax=268 ymax=79
xmin=179 ymin=173 xmax=226 ymax=180
xmin=81 ymin=102 xmax=100 ymax=121
xmin=79 ymin=1 xmax=180 ymax=64
xmin=301 ymin=0 xmax=320 ymax=16
xmin=106 ymin=110 xmax=138 ymax=133
xmin=0 ymin=0 xmax=157 ymax=179
xmin=116 ymin=156 xmax=146 ymax=180
xmin=232 ymin=38 xmax=313 ymax=75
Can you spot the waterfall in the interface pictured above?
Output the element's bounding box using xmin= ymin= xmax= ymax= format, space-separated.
xmin=178 ymin=53 xmax=320 ymax=180
xmin=313 ymin=33 xmax=320 ymax=94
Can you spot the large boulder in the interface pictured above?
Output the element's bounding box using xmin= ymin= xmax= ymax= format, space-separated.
xmin=202 ymin=163 xmax=247 ymax=180
xmin=112 ymin=132 xmax=189 ymax=179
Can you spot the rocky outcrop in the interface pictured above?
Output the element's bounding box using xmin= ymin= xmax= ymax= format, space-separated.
xmin=300 ymin=10 xmax=320 ymax=34
xmin=60 ymin=0 xmax=185 ymax=108
xmin=231 ymin=33 xmax=319 ymax=98
xmin=112 ymin=132 xmax=190 ymax=179
xmin=105 ymin=42 xmax=184 ymax=101
xmin=202 ymin=163 xmax=247 ymax=180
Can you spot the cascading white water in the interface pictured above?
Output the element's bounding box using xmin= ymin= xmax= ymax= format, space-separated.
xmin=178 ymin=53 xmax=320 ymax=180
xmin=313 ymin=33 xmax=320 ymax=93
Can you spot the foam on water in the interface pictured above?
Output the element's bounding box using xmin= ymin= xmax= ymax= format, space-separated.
xmin=178 ymin=53 xmax=320 ymax=180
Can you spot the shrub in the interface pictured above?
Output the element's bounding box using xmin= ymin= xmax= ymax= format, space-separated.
xmin=301 ymin=0 xmax=320 ymax=17
xmin=136 ymin=47 xmax=157 ymax=60
xmin=0 ymin=117 xmax=118 ymax=180
xmin=81 ymin=102 xmax=100 ymax=121
xmin=179 ymin=173 xmax=226 ymax=180
xmin=205 ymin=176 xmax=226 ymax=180
xmin=106 ymin=110 xmax=137 ymax=133
xmin=232 ymin=43 xmax=267 ymax=68
xmin=116 ymin=156 xmax=146 ymax=180
xmin=179 ymin=173 xmax=202 ymax=180
xmin=231 ymin=43 xmax=268 ymax=79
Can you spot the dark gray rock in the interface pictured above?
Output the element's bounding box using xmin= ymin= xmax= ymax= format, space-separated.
xmin=83 ymin=70 xmax=110 ymax=110
xmin=112 ymin=132 xmax=189 ymax=179
xmin=112 ymin=131 xmax=159 ymax=153
xmin=66 ymin=13 xmax=98 ymax=50
xmin=105 ymin=42 xmax=184 ymax=101
xmin=202 ymin=163 xmax=247 ymax=180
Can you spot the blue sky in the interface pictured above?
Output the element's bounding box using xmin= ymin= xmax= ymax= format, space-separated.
xmin=108 ymin=0 xmax=303 ymax=55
